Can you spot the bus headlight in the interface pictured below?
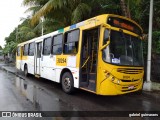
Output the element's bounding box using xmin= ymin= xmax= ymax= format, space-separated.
xmin=117 ymin=80 xmax=120 ymax=84
xmin=106 ymin=72 xmax=110 ymax=78
xmin=111 ymin=77 xmax=115 ymax=81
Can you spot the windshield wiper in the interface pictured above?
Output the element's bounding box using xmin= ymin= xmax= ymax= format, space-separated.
xmin=120 ymin=31 xmax=128 ymax=56
xmin=120 ymin=31 xmax=134 ymax=65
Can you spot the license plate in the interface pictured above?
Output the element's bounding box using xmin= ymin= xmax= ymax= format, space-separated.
xmin=128 ymin=85 xmax=134 ymax=90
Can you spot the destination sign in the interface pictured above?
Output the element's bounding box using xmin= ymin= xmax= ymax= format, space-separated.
xmin=107 ymin=17 xmax=142 ymax=35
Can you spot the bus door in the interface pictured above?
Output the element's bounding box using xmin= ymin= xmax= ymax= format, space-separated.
xmin=35 ymin=42 xmax=42 ymax=75
xmin=96 ymin=24 xmax=111 ymax=94
xmin=80 ymin=27 xmax=99 ymax=91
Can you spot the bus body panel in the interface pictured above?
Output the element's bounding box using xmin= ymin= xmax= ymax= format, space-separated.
xmin=96 ymin=62 xmax=144 ymax=95
xmin=16 ymin=46 xmax=23 ymax=70
xmin=27 ymin=56 xmax=34 ymax=74
xmin=41 ymin=55 xmax=55 ymax=81
xmin=21 ymin=56 xmax=28 ymax=71
xmin=54 ymin=54 xmax=80 ymax=88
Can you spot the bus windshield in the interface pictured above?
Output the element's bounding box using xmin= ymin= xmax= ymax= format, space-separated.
xmin=103 ymin=30 xmax=143 ymax=66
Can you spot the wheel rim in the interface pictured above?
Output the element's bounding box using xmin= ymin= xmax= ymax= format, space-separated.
xmin=63 ymin=77 xmax=71 ymax=90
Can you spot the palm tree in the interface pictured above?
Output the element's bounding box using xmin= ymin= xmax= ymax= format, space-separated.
xmin=120 ymin=0 xmax=129 ymax=18
xmin=18 ymin=17 xmax=38 ymax=41
xmin=120 ymin=0 xmax=142 ymax=19
xmin=23 ymin=0 xmax=92 ymax=25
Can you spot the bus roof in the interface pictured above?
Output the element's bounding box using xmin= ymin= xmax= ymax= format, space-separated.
xmin=18 ymin=14 xmax=142 ymax=46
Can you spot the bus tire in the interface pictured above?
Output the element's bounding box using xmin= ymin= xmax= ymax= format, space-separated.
xmin=24 ymin=65 xmax=28 ymax=77
xmin=61 ymin=72 xmax=75 ymax=94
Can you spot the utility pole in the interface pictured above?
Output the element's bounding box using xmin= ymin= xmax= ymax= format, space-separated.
xmin=16 ymin=27 xmax=18 ymax=42
xmin=41 ymin=16 xmax=44 ymax=36
xmin=147 ymin=0 xmax=153 ymax=82
xmin=144 ymin=0 xmax=154 ymax=91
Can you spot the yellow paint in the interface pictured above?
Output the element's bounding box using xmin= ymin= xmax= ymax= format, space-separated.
xmin=16 ymin=45 xmax=29 ymax=69
xmin=16 ymin=56 xmax=21 ymax=60
xmin=16 ymin=56 xmax=28 ymax=60
xmin=16 ymin=46 xmax=28 ymax=61
xmin=22 ymin=56 xmax=28 ymax=60
xmin=98 ymin=77 xmax=143 ymax=95
xmin=84 ymin=17 xmax=96 ymax=29
xmin=56 ymin=55 xmax=68 ymax=66
xmin=64 ymin=27 xmax=70 ymax=32
xmin=95 ymin=15 xmax=107 ymax=25
xmin=96 ymin=62 xmax=143 ymax=95
xmin=80 ymin=87 xmax=96 ymax=94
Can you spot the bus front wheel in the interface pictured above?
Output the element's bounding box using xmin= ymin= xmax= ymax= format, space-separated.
xmin=61 ymin=72 xmax=75 ymax=94
xmin=24 ymin=65 xmax=28 ymax=77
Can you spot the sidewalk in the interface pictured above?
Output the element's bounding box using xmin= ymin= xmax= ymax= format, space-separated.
xmin=0 ymin=61 xmax=160 ymax=100
xmin=0 ymin=61 xmax=17 ymax=74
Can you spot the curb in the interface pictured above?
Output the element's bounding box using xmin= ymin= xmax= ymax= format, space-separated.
xmin=0 ymin=65 xmax=20 ymax=78
xmin=0 ymin=66 xmax=17 ymax=74
xmin=0 ymin=65 xmax=27 ymax=81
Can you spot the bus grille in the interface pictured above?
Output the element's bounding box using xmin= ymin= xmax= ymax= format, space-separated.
xmin=121 ymin=79 xmax=139 ymax=82
xmin=117 ymin=68 xmax=143 ymax=74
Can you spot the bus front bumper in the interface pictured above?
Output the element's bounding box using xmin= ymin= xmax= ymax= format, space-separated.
xmin=98 ymin=79 xmax=143 ymax=95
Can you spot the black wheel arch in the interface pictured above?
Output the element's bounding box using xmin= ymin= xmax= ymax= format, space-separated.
xmin=24 ymin=63 xmax=27 ymax=70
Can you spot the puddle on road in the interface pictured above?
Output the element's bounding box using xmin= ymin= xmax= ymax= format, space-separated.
xmin=12 ymin=76 xmax=75 ymax=111
xmin=4 ymin=72 xmax=83 ymax=119
xmin=0 ymin=68 xmax=85 ymax=119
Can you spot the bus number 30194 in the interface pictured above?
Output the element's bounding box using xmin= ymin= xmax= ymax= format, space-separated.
xmin=57 ymin=58 xmax=67 ymax=63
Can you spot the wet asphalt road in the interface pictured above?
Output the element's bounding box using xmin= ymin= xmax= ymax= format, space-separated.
xmin=0 ymin=68 xmax=160 ymax=120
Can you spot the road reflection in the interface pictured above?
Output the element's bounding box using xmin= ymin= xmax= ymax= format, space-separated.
xmin=11 ymin=76 xmax=84 ymax=119
xmin=14 ymin=77 xmax=75 ymax=111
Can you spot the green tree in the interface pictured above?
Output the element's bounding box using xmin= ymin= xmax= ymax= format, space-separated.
xmin=0 ymin=46 xmax=2 ymax=50
xmin=23 ymin=0 xmax=122 ymax=29
xmin=17 ymin=17 xmax=38 ymax=42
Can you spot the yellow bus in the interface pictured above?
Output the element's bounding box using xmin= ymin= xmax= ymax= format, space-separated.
xmin=16 ymin=14 xmax=144 ymax=95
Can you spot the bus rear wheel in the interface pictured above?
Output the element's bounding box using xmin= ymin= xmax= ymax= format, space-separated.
xmin=24 ymin=65 xmax=28 ymax=77
xmin=61 ymin=72 xmax=75 ymax=94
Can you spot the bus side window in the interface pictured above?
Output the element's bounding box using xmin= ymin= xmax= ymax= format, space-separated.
xmin=28 ymin=42 xmax=35 ymax=56
xmin=52 ymin=34 xmax=63 ymax=55
xmin=23 ymin=44 xmax=29 ymax=56
xmin=17 ymin=47 xmax=21 ymax=56
xmin=43 ymin=37 xmax=52 ymax=55
xmin=64 ymin=29 xmax=79 ymax=54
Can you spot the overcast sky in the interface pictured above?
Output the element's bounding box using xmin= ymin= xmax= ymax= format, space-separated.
xmin=0 ymin=0 xmax=27 ymax=48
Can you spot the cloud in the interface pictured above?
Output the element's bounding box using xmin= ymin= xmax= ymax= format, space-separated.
xmin=0 ymin=0 xmax=27 ymax=48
